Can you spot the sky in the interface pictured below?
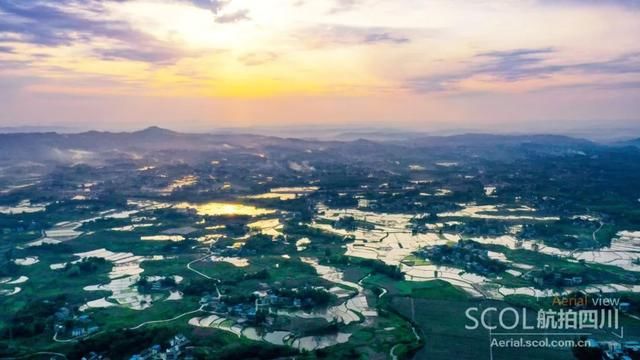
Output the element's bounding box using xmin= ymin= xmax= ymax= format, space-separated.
xmin=0 ymin=0 xmax=639 ymax=132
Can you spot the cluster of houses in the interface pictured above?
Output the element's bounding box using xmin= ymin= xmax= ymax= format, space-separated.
xmin=333 ymin=215 xmax=374 ymax=231
xmin=520 ymin=219 xmax=601 ymax=249
xmin=198 ymin=292 xmax=265 ymax=323
xmin=418 ymin=240 xmax=505 ymax=276
xmin=137 ymin=276 xmax=177 ymax=293
xmin=129 ymin=334 xmax=192 ymax=360
xmin=523 ymin=265 xmax=584 ymax=287
xmin=198 ymin=286 xmax=322 ymax=324
xmin=53 ymin=307 xmax=100 ymax=339
xmin=253 ymin=289 xmax=316 ymax=311
xmin=214 ymin=244 xmax=257 ymax=258
xmin=437 ymin=220 xmax=507 ymax=238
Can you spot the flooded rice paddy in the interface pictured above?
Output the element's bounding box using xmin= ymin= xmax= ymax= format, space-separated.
xmin=175 ymin=202 xmax=275 ymax=217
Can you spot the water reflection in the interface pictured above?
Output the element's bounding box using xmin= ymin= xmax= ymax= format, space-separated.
xmin=176 ymin=202 xmax=274 ymax=216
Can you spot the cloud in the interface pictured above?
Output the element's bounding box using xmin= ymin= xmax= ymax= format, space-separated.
xmin=238 ymin=51 xmax=278 ymax=66
xmin=406 ymin=73 xmax=466 ymax=93
xmin=576 ymin=52 xmax=640 ymax=74
xmin=328 ymin=0 xmax=360 ymax=14
xmin=300 ymin=25 xmax=410 ymax=48
xmin=540 ymin=80 xmax=640 ymax=92
xmin=407 ymin=48 xmax=640 ymax=93
xmin=187 ymin=0 xmax=252 ymax=22
xmin=0 ymin=59 xmax=32 ymax=71
xmin=0 ymin=0 xmax=191 ymax=64
xmin=362 ymin=32 xmax=409 ymax=44
xmin=0 ymin=45 xmax=14 ymax=54
xmin=95 ymin=45 xmax=194 ymax=64
xmin=188 ymin=0 xmax=226 ymax=13
xmin=475 ymin=48 xmax=558 ymax=81
xmin=476 ymin=48 xmax=640 ymax=80
xmin=538 ymin=0 xmax=640 ymax=8
xmin=599 ymin=81 xmax=640 ymax=89
xmin=0 ymin=0 xmax=135 ymax=46
xmin=215 ymin=9 xmax=250 ymax=23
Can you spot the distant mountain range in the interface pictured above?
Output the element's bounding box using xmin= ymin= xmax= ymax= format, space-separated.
xmin=620 ymin=138 xmax=640 ymax=147
xmin=0 ymin=126 xmax=79 ymax=134
xmin=0 ymin=126 xmax=634 ymax=167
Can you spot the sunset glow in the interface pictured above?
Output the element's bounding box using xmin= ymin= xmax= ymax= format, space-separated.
xmin=0 ymin=0 xmax=638 ymax=130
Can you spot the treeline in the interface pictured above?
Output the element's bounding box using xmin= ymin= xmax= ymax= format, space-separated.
xmin=275 ymin=287 xmax=334 ymax=308
xmin=1 ymin=296 xmax=67 ymax=339
xmin=321 ymin=255 xmax=404 ymax=280
xmin=64 ymin=257 xmax=108 ymax=277
xmin=68 ymin=328 xmax=174 ymax=359
xmin=359 ymin=259 xmax=404 ymax=280
xmin=182 ymin=278 xmax=218 ymax=296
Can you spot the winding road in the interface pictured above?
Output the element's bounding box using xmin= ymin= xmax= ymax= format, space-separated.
xmin=129 ymin=305 xmax=205 ymax=330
